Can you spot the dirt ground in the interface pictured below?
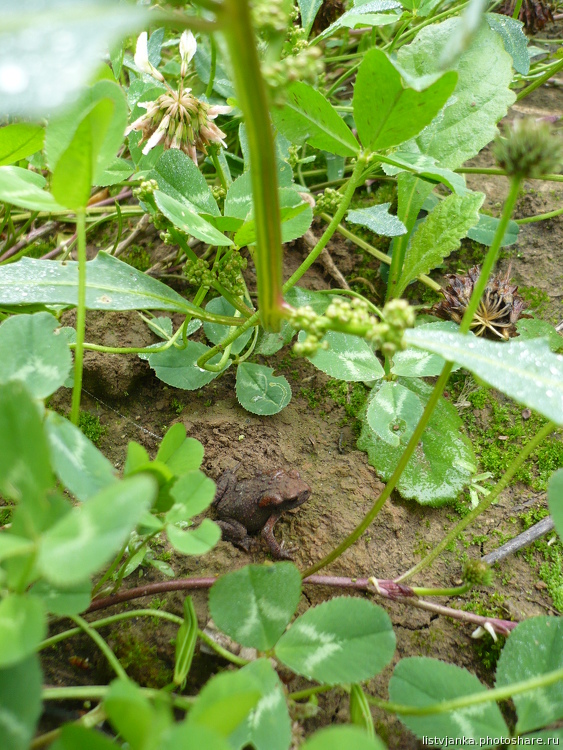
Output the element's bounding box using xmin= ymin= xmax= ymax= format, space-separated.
xmin=42 ymin=25 xmax=563 ymax=748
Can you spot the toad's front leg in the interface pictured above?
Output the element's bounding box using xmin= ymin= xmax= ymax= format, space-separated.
xmin=261 ymin=513 xmax=293 ymax=560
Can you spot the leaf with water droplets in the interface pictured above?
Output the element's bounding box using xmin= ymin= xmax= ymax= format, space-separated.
xmin=302 ymin=330 xmax=384 ymax=382
xmin=405 ymin=328 xmax=563 ymax=425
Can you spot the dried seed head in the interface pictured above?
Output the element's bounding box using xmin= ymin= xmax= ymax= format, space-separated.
xmin=432 ymin=265 xmax=527 ymax=339
xmin=496 ymin=0 xmax=553 ymax=33
xmin=493 ymin=118 xmax=562 ymax=179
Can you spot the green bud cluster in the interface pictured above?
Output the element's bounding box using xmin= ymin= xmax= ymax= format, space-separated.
xmin=264 ymin=46 xmax=323 ymax=98
xmin=493 ymin=118 xmax=563 ymax=179
xmin=133 ymin=179 xmax=159 ymax=201
xmin=218 ymin=250 xmax=248 ymax=296
xmin=183 ymin=257 xmax=214 ymax=287
xmin=462 ymin=559 xmax=493 ymax=587
xmin=211 ymin=185 xmax=227 ymax=202
xmin=151 ymin=213 xmax=169 ymax=232
xmin=313 ymin=187 xmax=343 ymax=216
xmin=290 ymin=297 xmax=416 ymax=357
xmin=252 ymin=0 xmax=289 ymax=35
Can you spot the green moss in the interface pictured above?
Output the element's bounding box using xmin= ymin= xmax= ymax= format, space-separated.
xmin=78 ymin=412 xmax=106 ymax=446
xmin=111 ymin=623 xmax=170 ymax=687
xmin=122 ymin=245 xmax=151 ymax=272
xmin=171 ymin=398 xmax=184 ymax=415
xmin=518 ymin=285 xmax=550 ymax=317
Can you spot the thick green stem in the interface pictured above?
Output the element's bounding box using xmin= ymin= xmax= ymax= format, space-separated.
xmin=70 ymin=209 xmax=87 ymax=425
xmin=220 ymin=0 xmax=283 ymax=331
xmin=302 ymin=175 xmax=523 ymax=578
xmin=517 ymin=57 xmax=563 ymax=101
xmin=397 ymin=420 xmax=556 ymax=582
xmin=42 ymin=684 xmax=194 ymax=710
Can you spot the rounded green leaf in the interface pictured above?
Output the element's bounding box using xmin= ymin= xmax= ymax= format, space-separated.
xmin=162 ymin=723 xmax=231 ymax=750
xmin=275 ymin=597 xmax=396 ymax=684
xmin=347 ymin=203 xmax=407 ymax=237
xmin=155 ymin=190 xmax=233 ymax=247
xmin=301 ymin=726 xmax=387 ymax=750
xmin=45 ymin=411 xmax=117 ymax=501
xmin=389 ymin=657 xmax=509 ymax=745
xmin=358 ymin=377 xmax=475 ymax=506
xmin=149 ymin=342 xmax=228 ymax=390
xmin=391 ymin=322 xmax=461 ymax=377
xmin=548 ymin=469 xmax=563 ymax=542
xmin=0 ymin=123 xmax=44 ymax=166
xmin=166 ymin=518 xmax=221 ymax=556
xmin=150 ymin=148 xmax=220 ymax=216
xmin=209 ymin=563 xmax=302 ymax=650
xmin=156 ymin=423 xmax=204 ymax=475
xmin=272 ymin=82 xmax=360 ymax=157
xmin=37 ymin=475 xmax=158 ymax=586
xmin=0 ymin=654 xmax=42 ymax=750
xmin=0 ymin=312 xmax=71 ymax=399
xmin=302 ymin=330 xmax=384 ymax=382
xmin=29 ymin=580 xmax=91 ymax=617
xmin=0 ymin=594 xmax=46 ymax=668
xmin=231 ymin=660 xmax=291 ymax=750
xmin=51 ymin=725 xmax=117 ymax=750
xmin=236 ymin=363 xmax=291 ymax=415
xmin=366 ymin=381 xmax=424 ymax=447
xmin=166 ymin=471 xmax=216 ymax=523
xmin=495 ymin=617 xmax=563 ymax=734
xmin=0 ymin=165 xmax=64 ymax=211
xmin=188 ymin=670 xmax=261 ymax=736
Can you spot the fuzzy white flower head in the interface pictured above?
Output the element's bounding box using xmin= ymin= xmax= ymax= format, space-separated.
xmin=180 ymin=30 xmax=197 ymax=65
xmin=134 ymin=31 xmax=164 ymax=82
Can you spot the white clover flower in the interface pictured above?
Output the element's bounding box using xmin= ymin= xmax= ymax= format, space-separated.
xmin=134 ymin=32 xmax=164 ymax=82
xmin=142 ymin=114 xmax=170 ymax=155
xmin=180 ymin=30 xmax=197 ymax=77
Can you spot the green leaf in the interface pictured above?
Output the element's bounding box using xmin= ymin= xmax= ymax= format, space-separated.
xmin=162 ymin=723 xmax=232 ymax=750
xmin=150 ymin=148 xmax=220 ymax=216
xmin=358 ymin=377 xmax=475 ymax=505
xmin=166 ymin=471 xmax=216 ymax=524
xmin=37 ymin=475 xmax=157 ymax=586
xmin=256 ymin=321 xmax=296 ymax=356
xmin=486 ymin=13 xmax=530 ymax=75
xmin=548 ymin=469 xmax=563 ymax=542
xmin=203 ymin=297 xmax=253 ymax=354
xmin=298 ymin=0 xmax=323 ymax=34
xmin=230 ymin=660 xmax=292 ymax=750
xmin=166 ymin=519 xmax=221 ymax=556
xmin=389 ymin=657 xmax=509 ymax=745
xmin=0 ymin=655 xmax=42 ymax=750
xmin=396 ymin=20 xmax=516 ymax=169
xmin=302 ymin=330 xmax=384 ymax=382
xmin=495 ymin=617 xmax=563 ymax=733
xmin=516 ymin=318 xmax=563 ymax=352
xmin=45 ymin=411 xmax=117 ymax=501
xmin=95 ymin=157 xmax=134 ymax=187
xmin=366 ymin=381 xmax=424 ymax=448
xmin=285 ymin=286 xmax=332 ymax=314
xmin=0 ymin=535 xmax=35 ymax=563
xmin=347 ymin=203 xmax=407 ymax=237
xmin=156 ymin=423 xmax=204 ymax=474
xmin=467 ymin=213 xmax=519 ymax=247
xmin=353 ymin=49 xmax=457 ymax=152
xmin=350 ymin=684 xmax=376 ymax=738
xmin=174 ymin=597 xmax=198 ymax=687
xmin=0 ymin=1 xmax=148 ymax=118
xmin=104 ymin=677 xmax=171 ymax=750
xmin=29 ymin=579 xmax=91 ymax=616
xmin=301 ymin=726 xmax=386 ymax=750
xmin=392 ymin=322 xmax=462 ymax=377
xmin=236 ymin=363 xmax=292 ymax=416
xmin=46 ymin=80 xmax=128 ymax=185
xmin=272 ymin=82 xmax=360 ymax=158
xmin=0 ymin=166 xmax=64 ymax=211
xmin=381 ymin=151 xmax=467 ymax=195
xmin=0 ymin=123 xmax=44 ymax=166
xmin=276 ymin=597 xmax=396 ymax=684
xmin=194 ymin=42 xmax=235 ymax=99
xmin=0 ymin=594 xmax=46 ymax=668
xmin=209 ymin=563 xmax=301 ymax=650
xmin=51 ymin=97 xmax=115 ymax=209
xmin=0 ymin=252 xmax=202 ymax=314
xmin=404 ymin=329 xmax=563 ymax=425
xmin=155 ymin=190 xmax=233 ymax=247
xmin=315 ymin=0 xmax=402 ymax=41
xmin=0 ymin=381 xmax=54 ymax=506
xmin=0 ymin=312 xmax=71 ymax=398
xmin=234 ymin=196 xmax=311 ymax=247
xmin=188 ymin=670 xmax=261 ymax=736
xmin=149 ymin=342 xmax=228 ymax=390
xmin=50 ymin=725 xmax=117 ymax=750
xmin=395 ymin=191 xmax=484 ymax=296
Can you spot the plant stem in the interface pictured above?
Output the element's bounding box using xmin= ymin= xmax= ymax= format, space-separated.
xmin=289 ymin=684 xmax=337 ymax=701
xmin=302 ymin=174 xmax=523 ymax=578
xmin=70 ymin=614 xmax=128 ymax=681
xmin=70 ymin=208 xmax=87 ymax=425
xmin=205 ymin=34 xmax=217 ymax=99
xmin=455 ymin=167 xmax=563 ymax=182
xmin=220 ymin=0 xmax=283 ymax=331
xmin=411 ymin=582 xmax=472 ymax=597
xmin=283 ymin=156 xmax=367 ymax=293
xmin=516 ymin=206 xmax=563 ymax=224
xmin=42 ymin=684 xmax=194 ymax=710
xmin=517 ymin=57 xmax=563 ymax=101
xmin=366 ymin=666 xmax=563 ymax=716
xmin=512 ymin=0 xmax=523 ymax=18
xmin=397 ymin=419 xmax=556 ymax=582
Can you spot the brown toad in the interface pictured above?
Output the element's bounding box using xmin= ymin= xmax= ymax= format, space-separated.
xmin=212 ymin=466 xmax=311 ymax=559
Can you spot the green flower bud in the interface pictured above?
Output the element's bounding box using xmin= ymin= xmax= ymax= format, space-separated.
xmin=493 ymin=119 xmax=563 ymax=179
xmin=463 ymin=559 xmax=493 ymax=587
